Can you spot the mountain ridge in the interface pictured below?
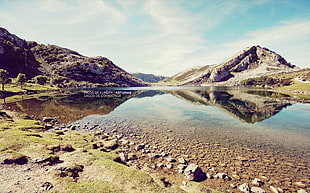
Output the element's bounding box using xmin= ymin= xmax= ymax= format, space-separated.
xmin=163 ymin=45 xmax=299 ymax=86
xmin=0 ymin=27 xmax=148 ymax=87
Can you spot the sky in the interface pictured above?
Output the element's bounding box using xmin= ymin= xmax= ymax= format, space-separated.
xmin=0 ymin=0 xmax=309 ymax=76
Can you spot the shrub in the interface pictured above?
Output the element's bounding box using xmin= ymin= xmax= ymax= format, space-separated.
xmin=33 ymin=75 xmax=49 ymax=85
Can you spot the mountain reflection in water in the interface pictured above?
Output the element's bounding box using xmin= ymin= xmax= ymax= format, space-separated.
xmin=1 ymin=87 xmax=308 ymax=125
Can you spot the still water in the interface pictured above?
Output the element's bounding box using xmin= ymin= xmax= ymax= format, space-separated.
xmin=3 ymin=86 xmax=310 ymax=190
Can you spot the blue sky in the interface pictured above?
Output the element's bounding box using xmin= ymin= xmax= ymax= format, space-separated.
xmin=0 ymin=0 xmax=309 ymax=75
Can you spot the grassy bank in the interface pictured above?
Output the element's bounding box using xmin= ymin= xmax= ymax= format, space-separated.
xmin=0 ymin=110 xmax=223 ymax=193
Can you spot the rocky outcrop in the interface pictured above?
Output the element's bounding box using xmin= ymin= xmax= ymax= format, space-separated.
xmin=164 ymin=45 xmax=299 ymax=86
xmin=0 ymin=28 xmax=40 ymax=77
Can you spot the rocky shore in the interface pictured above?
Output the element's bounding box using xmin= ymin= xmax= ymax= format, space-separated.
xmin=56 ymin=115 xmax=309 ymax=193
xmin=1 ymin=112 xmax=309 ymax=192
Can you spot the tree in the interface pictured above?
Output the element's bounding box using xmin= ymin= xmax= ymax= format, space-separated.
xmin=0 ymin=69 xmax=9 ymax=90
xmin=16 ymin=73 xmax=27 ymax=89
xmin=33 ymin=75 xmax=48 ymax=85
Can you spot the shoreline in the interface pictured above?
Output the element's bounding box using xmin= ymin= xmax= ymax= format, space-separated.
xmin=1 ymin=99 xmax=309 ymax=192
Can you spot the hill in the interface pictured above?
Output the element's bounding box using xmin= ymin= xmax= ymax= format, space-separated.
xmin=163 ymin=45 xmax=299 ymax=86
xmin=0 ymin=27 xmax=148 ymax=87
xmin=132 ymin=73 xmax=168 ymax=83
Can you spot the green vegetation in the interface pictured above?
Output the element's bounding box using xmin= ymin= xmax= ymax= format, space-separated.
xmin=0 ymin=69 xmax=10 ymax=90
xmin=240 ymin=76 xmax=292 ymax=87
xmin=67 ymin=180 xmax=124 ymax=193
xmin=0 ymin=110 xmax=223 ymax=193
xmin=33 ymin=75 xmax=49 ymax=85
xmin=16 ymin=73 xmax=27 ymax=89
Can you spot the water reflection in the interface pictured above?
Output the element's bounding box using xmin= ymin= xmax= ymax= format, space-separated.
xmin=1 ymin=87 xmax=308 ymax=124
xmin=168 ymin=88 xmax=293 ymax=123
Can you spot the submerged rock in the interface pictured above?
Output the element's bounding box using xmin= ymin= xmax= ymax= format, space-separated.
xmin=238 ymin=183 xmax=251 ymax=193
xmin=251 ymin=187 xmax=266 ymax=193
xmin=252 ymin=178 xmax=264 ymax=186
xmin=135 ymin=143 xmax=145 ymax=151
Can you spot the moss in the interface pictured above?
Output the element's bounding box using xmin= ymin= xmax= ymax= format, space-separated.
xmin=66 ymin=180 xmax=124 ymax=193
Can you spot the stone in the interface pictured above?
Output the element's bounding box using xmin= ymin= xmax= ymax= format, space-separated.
xmin=238 ymin=183 xmax=250 ymax=193
xmin=148 ymin=153 xmax=160 ymax=159
xmin=156 ymin=163 xmax=165 ymax=168
xmin=177 ymin=164 xmax=187 ymax=173
xmin=252 ymin=178 xmax=264 ymax=186
xmin=166 ymin=163 xmax=173 ymax=169
xmin=161 ymin=152 xmax=168 ymax=157
xmin=215 ymin=173 xmax=228 ymax=179
xmin=103 ymin=140 xmax=118 ymax=150
xmin=184 ymin=164 xmax=206 ymax=181
xmin=230 ymin=184 xmax=237 ymax=189
xmin=35 ymin=155 xmax=63 ymax=165
xmin=119 ymin=152 xmax=128 ymax=162
xmin=166 ymin=157 xmax=176 ymax=162
xmin=295 ymin=182 xmax=307 ymax=188
xmin=2 ymin=155 xmax=28 ymax=165
xmin=43 ymin=117 xmax=55 ymax=122
xmin=160 ymin=178 xmax=171 ymax=187
xmin=251 ymin=187 xmax=266 ymax=193
xmin=206 ymin=173 xmax=213 ymax=179
xmin=127 ymin=153 xmax=137 ymax=160
xmin=135 ymin=143 xmax=145 ymax=151
xmin=297 ymin=189 xmax=308 ymax=193
xmin=44 ymin=124 xmax=53 ymax=130
xmin=41 ymin=182 xmax=53 ymax=191
xmin=269 ymin=186 xmax=279 ymax=193
xmin=178 ymin=157 xmax=186 ymax=164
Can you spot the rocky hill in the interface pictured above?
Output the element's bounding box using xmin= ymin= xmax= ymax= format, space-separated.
xmin=0 ymin=28 xmax=40 ymax=78
xmin=132 ymin=73 xmax=168 ymax=83
xmin=163 ymin=45 xmax=299 ymax=86
xmin=0 ymin=27 xmax=148 ymax=87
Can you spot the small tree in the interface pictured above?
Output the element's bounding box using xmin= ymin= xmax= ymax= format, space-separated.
xmin=0 ymin=69 xmax=9 ymax=90
xmin=34 ymin=75 xmax=49 ymax=85
xmin=16 ymin=73 xmax=27 ymax=89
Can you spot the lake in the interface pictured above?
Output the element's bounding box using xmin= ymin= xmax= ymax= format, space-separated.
xmin=2 ymin=86 xmax=310 ymax=191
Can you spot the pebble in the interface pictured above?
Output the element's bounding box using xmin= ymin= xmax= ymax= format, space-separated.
xmin=178 ymin=157 xmax=186 ymax=164
xmin=135 ymin=143 xmax=145 ymax=151
xmin=166 ymin=163 xmax=173 ymax=169
xmin=269 ymin=186 xmax=279 ymax=193
xmin=166 ymin=157 xmax=176 ymax=162
xmin=295 ymin=182 xmax=307 ymax=188
xmin=251 ymin=187 xmax=266 ymax=193
xmin=238 ymin=183 xmax=250 ymax=193
xmin=297 ymin=189 xmax=308 ymax=193
xmin=252 ymin=178 xmax=264 ymax=186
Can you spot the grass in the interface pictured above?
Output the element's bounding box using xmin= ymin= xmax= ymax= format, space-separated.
xmin=0 ymin=110 xmax=225 ymax=193
xmin=67 ymin=180 xmax=124 ymax=193
xmin=5 ymin=82 xmax=58 ymax=92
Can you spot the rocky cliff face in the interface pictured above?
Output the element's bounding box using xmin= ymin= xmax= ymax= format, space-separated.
xmin=0 ymin=28 xmax=40 ymax=77
xmin=164 ymin=46 xmax=299 ymax=86
xmin=0 ymin=27 xmax=147 ymax=87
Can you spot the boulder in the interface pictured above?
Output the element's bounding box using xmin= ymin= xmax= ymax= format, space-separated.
xmin=184 ymin=164 xmax=206 ymax=181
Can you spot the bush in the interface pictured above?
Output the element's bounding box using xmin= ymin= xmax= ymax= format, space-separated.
xmin=33 ymin=75 xmax=49 ymax=85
